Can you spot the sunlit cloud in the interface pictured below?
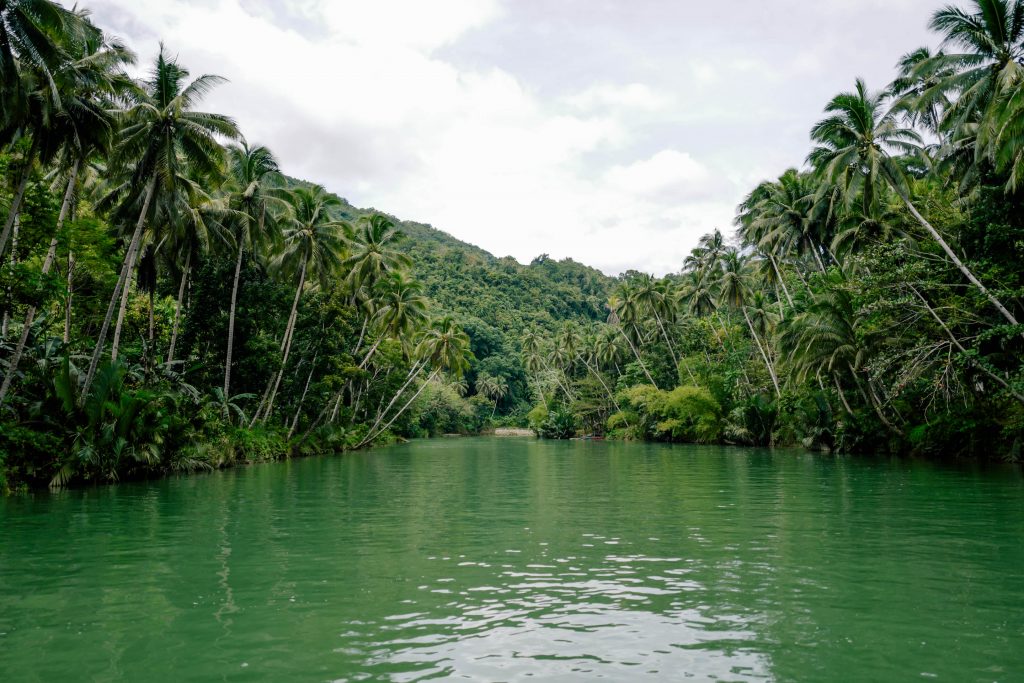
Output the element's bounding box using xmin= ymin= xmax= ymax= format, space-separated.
xmin=84 ymin=0 xmax=939 ymax=275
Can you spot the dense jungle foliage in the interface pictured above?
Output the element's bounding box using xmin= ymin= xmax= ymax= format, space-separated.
xmin=0 ymin=0 xmax=610 ymax=492
xmin=1 ymin=0 xmax=1023 ymax=492
xmin=521 ymin=0 xmax=1024 ymax=459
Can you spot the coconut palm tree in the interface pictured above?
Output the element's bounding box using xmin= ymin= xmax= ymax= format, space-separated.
xmin=343 ymin=214 xmax=412 ymax=295
xmin=607 ymin=281 xmax=657 ymax=386
xmin=715 ymin=249 xmax=781 ymax=397
xmin=0 ymin=30 xmax=133 ymax=404
xmin=83 ymin=46 xmax=240 ymax=395
xmin=256 ymin=185 xmax=348 ymax=423
xmin=476 ymin=372 xmax=508 ymax=417
xmin=0 ymin=2 xmax=96 ymax=259
xmin=778 ymin=278 xmax=901 ymax=433
xmin=358 ymin=271 xmax=427 ymax=369
xmin=809 ymin=78 xmax=1020 ymax=328
xmin=886 ymin=47 xmax=953 ymax=135
xmin=358 ymin=316 xmax=471 ymax=446
xmin=927 ymin=0 xmax=1024 ymax=136
xmin=223 ymin=141 xmax=281 ymax=398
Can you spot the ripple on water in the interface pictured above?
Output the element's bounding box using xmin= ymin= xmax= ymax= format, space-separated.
xmin=1 ymin=438 xmax=1023 ymax=681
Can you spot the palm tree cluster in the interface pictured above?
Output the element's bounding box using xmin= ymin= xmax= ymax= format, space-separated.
xmin=521 ymin=0 xmax=1024 ymax=456
xmin=0 ymin=3 xmax=472 ymax=489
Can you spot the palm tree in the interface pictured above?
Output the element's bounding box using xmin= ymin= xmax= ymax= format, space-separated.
xmin=358 ymin=316 xmax=471 ymax=446
xmin=778 ymin=278 xmax=900 ymax=433
xmin=83 ymin=46 xmax=239 ymax=395
xmin=358 ymin=271 xmax=427 ymax=369
xmin=926 ymin=1 xmax=1024 ymax=138
xmin=634 ymin=273 xmax=683 ymax=373
xmin=715 ymin=249 xmax=781 ymax=397
xmin=476 ymin=372 xmax=508 ymax=417
xmin=809 ymin=78 xmax=1020 ymax=328
xmin=678 ymin=269 xmax=717 ymax=317
xmin=607 ymin=281 xmax=657 ymax=386
xmin=162 ymin=178 xmax=233 ymax=364
xmin=577 ymin=327 xmax=627 ymax=420
xmin=343 ymin=214 xmax=412 ymax=294
xmin=0 ymin=1 xmax=95 ymax=259
xmin=223 ymin=141 xmax=280 ymax=398
xmin=739 ymin=169 xmax=830 ymax=275
xmin=0 ymin=30 xmax=133 ymax=404
xmin=256 ymin=185 xmax=348 ymax=423
xmin=886 ymin=47 xmax=953 ymax=135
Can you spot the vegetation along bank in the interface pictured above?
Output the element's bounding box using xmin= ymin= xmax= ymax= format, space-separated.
xmin=1 ymin=0 xmax=1023 ymax=491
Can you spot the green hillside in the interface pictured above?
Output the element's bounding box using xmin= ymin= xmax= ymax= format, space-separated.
xmin=288 ymin=177 xmax=615 ymax=335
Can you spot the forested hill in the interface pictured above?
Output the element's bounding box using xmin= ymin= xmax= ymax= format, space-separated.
xmin=287 ymin=177 xmax=617 ymax=336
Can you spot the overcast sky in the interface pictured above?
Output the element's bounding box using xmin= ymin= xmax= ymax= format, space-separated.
xmin=84 ymin=0 xmax=942 ymax=275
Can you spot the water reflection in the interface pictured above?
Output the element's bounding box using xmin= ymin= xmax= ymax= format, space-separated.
xmin=1 ymin=438 xmax=1023 ymax=681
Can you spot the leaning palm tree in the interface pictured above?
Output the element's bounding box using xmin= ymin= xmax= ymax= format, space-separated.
xmin=223 ymin=141 xmax=281 ymax=398
xmin=927 ymin=0 xmax=1024 ymax=139
xmin=343 ymin=214 xmax=412 ymax=295
xmin=358 ymin=271 xmax=428 ymax=369
xmin=715 ymin=249 xmax=781 ymax=397
xmin=0 ymin=30 xmax=133 ymax=404
xmin=83 ymin=45 xmax=240 ymax=395
xmin=633 ymin=273 xmax=682 ymax=372
xmin=808 ymin=78 xmax=1020 ymax=328
xmin=886 ymin=47 xmax=953 ymax=135
xmin=607 ymin=281 xmax=657 ymax=386
xmin=476 ymin=372 xmax=509 ymax=418
xmin=0 ymin=1 xmax=96 ymax=258
xmin=358 ymin=316 xmax=472 ymax=447
xmin=255 ymin=185 xmax=348 ymax=423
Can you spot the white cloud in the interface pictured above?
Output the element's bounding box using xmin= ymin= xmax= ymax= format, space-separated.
xmin=84 ymin=0 xmax=941 ymax=276
xmin=604 ymin=150 xmax=713 ymax=199
xmin=564 ymin=83 xmax=671 ymax=111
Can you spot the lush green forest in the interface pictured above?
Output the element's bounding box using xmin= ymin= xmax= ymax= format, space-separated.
xmin=1 ymin=0 xmax=1023 ymax=492
xmin=521 ymin=1 xmax=1024 ymax=458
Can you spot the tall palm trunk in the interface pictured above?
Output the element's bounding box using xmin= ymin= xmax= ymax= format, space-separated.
xmin=890 ymin=178 xmax=1019 ymax=329
xmin=167 ymin=250 xmax=192 ymax=364
xmin=652 ymin=309 xmax=695 ymax=383
xmin=811 ymin=247 xmax=827 ymax=273
xmin=148 ymin=288 xmax=155 ymax=344
xmin=362 ymin=358 xmax=425 ymax=437
xmin=0 ymin=137 xmax=38 ymax=260
xmin=741 ymin=306 xmax=781 ymax=397
xmin=2 ymin=213 xmax=19 ymax=337
xmin=833 ymin=374 xmax=855 ymax=415
xmin=358 ymin=336 xmax=384 ymax=369
xmin=84 ymin=176 xmax=158 ymax=394
xmin=616 ymin=324 xmax=657 ymax=386
xmin=582 ymin=359 xmax=628 ymax=427
xmin=288 ymin=352 xmax=318 ymax=438
xmin=111 ymin=236 xmax=146 ymax=361
xmin=262 ymin=256 xmax=307 ymax=423
xmin=360 ymin=368 xmax=439 ymax=447
xmin=223 ymin=222 xmax=247 ymax=398
xmin=64 ymin=249 xmax=73 ymax=343
xmin=908 ymin=284 xmax=1024 ymax=407
xmin=768 ymin=252 xmax=794 ymax=307
xmin=0 ymin=161 xmax=79 ymax=405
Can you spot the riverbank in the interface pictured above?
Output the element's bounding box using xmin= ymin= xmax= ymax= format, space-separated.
xmin=493 ymin=428 xmax=535 ymax=437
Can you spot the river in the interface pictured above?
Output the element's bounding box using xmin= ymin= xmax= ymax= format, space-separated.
xmin=2 ymin=438 xmax=1023 ymax=681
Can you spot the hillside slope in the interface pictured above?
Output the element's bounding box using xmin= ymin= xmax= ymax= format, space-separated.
xmin=289 ymin=178 xmax=616 ymax=337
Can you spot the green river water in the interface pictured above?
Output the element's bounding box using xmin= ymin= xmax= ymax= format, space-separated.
xmin=2 ymin=438 xmax=1024 ymax=681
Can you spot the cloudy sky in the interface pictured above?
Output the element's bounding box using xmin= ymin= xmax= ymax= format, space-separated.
xmin=85 ymin=0 xmax=941 ymax=275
